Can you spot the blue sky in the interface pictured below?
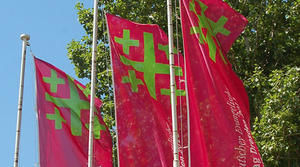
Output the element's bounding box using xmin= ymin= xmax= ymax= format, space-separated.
xmin=0 ymin=0 xmax=94 ymax=166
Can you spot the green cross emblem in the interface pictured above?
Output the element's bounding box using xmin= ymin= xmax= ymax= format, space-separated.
xmin=116 ymin=31 xmax=184 ymax=100
xmin=45 ymin=74 xmax=105 ymax=139
xmin=189 ymin=0 xmax=231 ymax=64
xmin=114 ymin=29 xmax=139 ymax=55
xmin=43 ymin=69 xmax=65 ymax=93
xmin=46 ymin=107 xmax=66 ymax=129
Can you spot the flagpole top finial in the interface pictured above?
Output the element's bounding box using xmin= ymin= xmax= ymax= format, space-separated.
xmin=20 ymin=34 xmax=30 ymax=41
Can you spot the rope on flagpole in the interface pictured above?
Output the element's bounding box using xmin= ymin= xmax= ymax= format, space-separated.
xmin=174 ymin=0 xmax=185 ymax=160
xmin=28 ymin=45 xmax=41 ymax=167
xmin=100 ymin=6 xmax=118 ymax=167
xmin=105 ymin=12 xmax=121 ymax=167
xmin=29 ymin=46 xmax=35 ymax=58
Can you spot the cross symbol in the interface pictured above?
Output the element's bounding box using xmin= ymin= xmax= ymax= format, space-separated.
xmin=114 ymin=29 xmax=139 ymax=55
xmin=43 ymin=69 xmax=65 ymax=93
xmin=122 ymin=70 xmax=144 ymax=92
xmin=189 ymin=0 xmax=230 ymax=64
xmin=120 ymin=32 xmax=183 ymax=100
xmin=46 ymin=107 xmax=66 ymax=129
xmin=85 ymin=115 xmax=106 ymax=139
xmin=160 ymin=82 xmax=186 ymax=105
xmin=45 ymin=76 xmax=90 ymax=136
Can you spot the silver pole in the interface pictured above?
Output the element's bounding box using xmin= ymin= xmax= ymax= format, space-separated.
xmin=14 ymin=34 xmax=30 ymax=167
xmin=178 ymin=0 xmax=191 ymax=166
xmin=184 ymin=45 xmax=191 ymax=167
xmin=88 ymin=0 xmax=99 ymax=166
xmin=167 ymin=0 xmax=179 ymax=167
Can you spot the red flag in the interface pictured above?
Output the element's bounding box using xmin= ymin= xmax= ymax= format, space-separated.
xmin=107 ymin=13 xmax=188 ymax=167
xmin=180 ymin=0 xmax=263 ymax=166
xmin=34 ymin=57 xmax=112 ymax=167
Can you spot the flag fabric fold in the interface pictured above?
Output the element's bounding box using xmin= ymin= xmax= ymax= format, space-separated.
xmin=107 ymin=13 xmax=188 ymax=167
xmin=34 ymin=57 xmax=112 ymax=167
xmin=180 ymin=0 xmax=263 ymax=166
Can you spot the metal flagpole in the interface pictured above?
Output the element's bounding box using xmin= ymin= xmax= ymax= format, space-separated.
xmin=183 ymin=36 xmax=192 ymax=167
xmin=88 ymin=0 xmax=99 ymax=166
xmin=13 ymin=34 xmax=30 ymax=167
xmin=167 ymin=0 xmax=179 ymax=167
xmin=178 ymin=0 xmax=191 ymax=166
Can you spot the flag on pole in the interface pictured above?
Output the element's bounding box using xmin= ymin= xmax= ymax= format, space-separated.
xmin=106 ymin=13 xmax=188 ymax=167
xmin=180 ymin=0 xmax=263 ymax=166
xmin=34 ymin=57 xmax=112 ymax=167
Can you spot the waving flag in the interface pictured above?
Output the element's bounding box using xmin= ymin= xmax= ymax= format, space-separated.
xmin=107 ymin=13 xmax=188 ymax=167
xmin=34 ymin=57 xmax=112 ymax=167
xmin=180 ymin=0 xmax=263 ymax=166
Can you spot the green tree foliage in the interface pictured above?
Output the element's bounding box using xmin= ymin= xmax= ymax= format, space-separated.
xmin=251 ymin=67 xmax=300 ymax=166
xmin=66 ymin=0 xmax=299 ymax=166
xmin=226 ymin=0 xmax=300 ymax=119
xmin=225 ymin=1 xmax=300 ymax=165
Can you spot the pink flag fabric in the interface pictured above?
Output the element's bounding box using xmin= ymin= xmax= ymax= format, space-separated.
xmin=35 ymin=57 xmax=112 ymax=167
xmin=107 ymin=13 xmax=188 ymax=167
xmin=180 ymin=0 xmax=263 ymax=166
